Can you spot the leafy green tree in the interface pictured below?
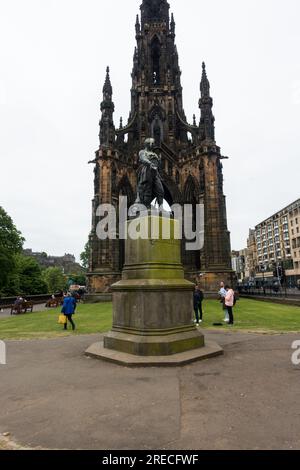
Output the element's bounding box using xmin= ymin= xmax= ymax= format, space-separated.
xmin=0 ymin=207 xmax=25 ymax=253
xmin=1 ymin=255 xmax=48 ymax=296
xmin=16 ymin=255 xmax=48 ymax=295
xmin=6 ymin=256 xmax=48 ymax=295
xmin=0 ymin=207 xmax=25 ymax=295
xmin=80 ymin=240 xmax=90 ymax=270
xmin=0 ymin=249 xmax=16 ymax=289
xmin=42 ymin=267 xmax=67 ymax=293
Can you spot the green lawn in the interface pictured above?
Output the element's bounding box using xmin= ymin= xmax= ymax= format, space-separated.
xmin=0 ymin=299 xmax=299 ymax=340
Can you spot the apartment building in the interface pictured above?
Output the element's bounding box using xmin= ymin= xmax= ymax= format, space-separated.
xmin=246 ymin=198 xmax=300 ymax=287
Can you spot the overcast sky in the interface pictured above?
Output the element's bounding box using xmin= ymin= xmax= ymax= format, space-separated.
xmin=1 ymin=0 xmax=299 ymax=261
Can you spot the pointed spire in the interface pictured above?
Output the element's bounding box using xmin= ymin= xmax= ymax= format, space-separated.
xmin=193 ymin=114 xmax=197 ymax=127
xmin=119 ymin=117 xmax=123 ymax=129
xmin=200 ymin=62 xmax=210 ymax=98
xmin=170 ymin=13 xmax=175 ymax=34
xmin=199 ymin=62 xmax=215 ymax=142
xmin=135 ymin=14 xmax=140 ymax=35
xmin=100 ymin=66 xmax=115 ymax=147
xmin=103 ymin=66 xmax=112 ymax=97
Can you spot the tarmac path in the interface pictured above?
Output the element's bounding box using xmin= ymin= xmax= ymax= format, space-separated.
xmin=0 ymin=330 xmax=299 ymax=450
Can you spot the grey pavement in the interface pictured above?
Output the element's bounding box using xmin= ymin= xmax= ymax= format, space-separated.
xmin=0 ymin=331 xmax=300 ymax=450
xmin=0 ymin=303 xmax=49 ymax=319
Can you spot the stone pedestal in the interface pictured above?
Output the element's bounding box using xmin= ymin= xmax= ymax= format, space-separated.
xmin=86 ymin=215 xmax=223 ymax=366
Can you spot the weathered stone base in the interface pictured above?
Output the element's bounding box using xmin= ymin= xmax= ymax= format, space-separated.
xmin=104 ymin=328 xmax=205 ymax=356
xmin=85 ymin=340 xmax=223 ymax=367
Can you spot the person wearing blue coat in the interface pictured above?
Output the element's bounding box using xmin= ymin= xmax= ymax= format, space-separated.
xmin=61 ymin=293 xmax=76 ymax=331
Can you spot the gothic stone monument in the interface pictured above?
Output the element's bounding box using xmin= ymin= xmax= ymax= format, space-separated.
xmin=86 ymin=140 xmax=223 ymax=366
xmin=87 ymin=0 xmax=233 ymax=301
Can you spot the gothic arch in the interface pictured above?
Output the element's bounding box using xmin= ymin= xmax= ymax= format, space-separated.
xmin=117 ymin=174 xmax=135 ymax=207
xmin=148 ymin=104 xmax=166 ymax=122
xmin=182 ymin=176 xmax=201 ymax=271
xmin=183 ymin=175 xmax=200 ymax=203
xmin=161 ymin=173 xmax=183 ymax=206
xmin=117 ymin=174 xmax=135 ymax=271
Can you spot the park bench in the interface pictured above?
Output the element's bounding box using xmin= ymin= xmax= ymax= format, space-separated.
xmin=45 ymin=297 xmax=63 ymax=308
xmin=10 ymin=301 xmax=34 ymax=315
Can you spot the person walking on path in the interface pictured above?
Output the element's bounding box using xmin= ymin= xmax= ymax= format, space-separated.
xmin=61 ymin=293 xmax=77 ymax=331
xmin=219 ymin=282 xmax=229 ymax=323
xmin=194 ymin=285 xmax=204 ymax=326
xmin=224 ymin=286 xmax=235 ymax=325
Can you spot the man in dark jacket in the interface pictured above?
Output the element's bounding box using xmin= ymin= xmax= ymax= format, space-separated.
xmin=194 ymin=285 xmax=204 ymax=326
xmin=61 ymin=293 xmax=76 ymax=331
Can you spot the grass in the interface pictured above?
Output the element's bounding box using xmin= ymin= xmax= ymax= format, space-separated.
xmin=0 ymin=299 xmax=299 ymax=340
xmin=0 ymin=303 xmax=113 ymax=340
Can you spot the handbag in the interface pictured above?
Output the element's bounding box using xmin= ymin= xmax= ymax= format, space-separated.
xmin=58 ymin=314 xmax=67 ymax=324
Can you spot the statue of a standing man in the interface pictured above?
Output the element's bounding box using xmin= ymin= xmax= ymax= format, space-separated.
xmin=136 ymin=138 xmax=164 ymax=209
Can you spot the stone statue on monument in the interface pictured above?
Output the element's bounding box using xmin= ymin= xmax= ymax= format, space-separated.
xmin=136 ymin=138 xmax=164 ymax=209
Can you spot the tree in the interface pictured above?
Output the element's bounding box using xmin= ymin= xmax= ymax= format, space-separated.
xmin=80 ymin=240 xmax=90 ymax=270
xmin=42 ymin=267 xmax=67 ymax=293
xmin=0 ymin=207 xmax=25 ymax=253
xmin=3 ymin=255 xmax=48 ymax=296
xmin=16 ymin=255 xmax=48 ymax=295
xmin=1 ymin=255 xmax=48 ymax=296
xmin=0 ymin=207 xmax=25 ymax=295
xmin=0 ymin=249 xmax=16 ymax=289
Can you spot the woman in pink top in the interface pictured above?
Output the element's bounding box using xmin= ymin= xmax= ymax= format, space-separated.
xmin=225 ymin=286 xmax=235 ymax=325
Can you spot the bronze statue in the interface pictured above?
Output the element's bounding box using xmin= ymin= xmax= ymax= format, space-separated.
xmin=136 ymin=138 xmax=164 ymax=209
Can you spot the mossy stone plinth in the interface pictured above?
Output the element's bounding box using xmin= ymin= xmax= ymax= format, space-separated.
xmin=100 ymin=215 xmax=207 ymax=358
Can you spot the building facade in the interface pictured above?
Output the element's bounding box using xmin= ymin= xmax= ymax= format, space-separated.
xmin=245 ymin=198 xmax=300 ymax=287
xmin=231 ymin=249 xmax=247 ymax=283
xmin=287 ymin=199 xmax=300 ymax=284
xmin=87 ymin=0 xmax=233 ymax=294
xmin=245 ymin=229 xmax=257 ymax=280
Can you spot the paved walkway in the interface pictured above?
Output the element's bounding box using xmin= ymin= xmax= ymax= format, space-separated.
xmin=0 ymin=303 xmax=49 ymax=319
xmin=0 ymin=331 xmax=300 ymax=450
